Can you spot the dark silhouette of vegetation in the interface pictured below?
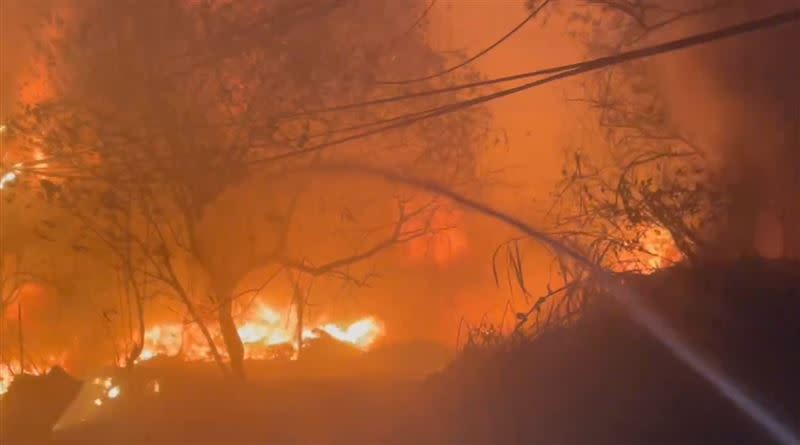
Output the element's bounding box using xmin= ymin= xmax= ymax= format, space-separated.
xmin=8 ymin=0 xmax=490 ymax=378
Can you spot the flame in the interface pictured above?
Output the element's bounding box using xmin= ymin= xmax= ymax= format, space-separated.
xmin=107 ymin=385 xmax=120 ymax=399
xmin=136 ymin=301 xmax=384 ymax=363
xmin=0 ymin=171 xmax=18 ymax=189
xmin=314 ymin=318 xmax=384 ymax=350
xmin=0 ymin=368 xmax=13 ymax=395
xmin=0 ymin=358 xmax=60 ymax=395
xmin=0 ymin=163 xmax=22 ymax=190
xmin=615 ymin=226 xmax=683 ymax=274
xmin=0 ymin=303 xmax=382 ymax=392
xmin=32 ymin=147 xmax=48 ymax=169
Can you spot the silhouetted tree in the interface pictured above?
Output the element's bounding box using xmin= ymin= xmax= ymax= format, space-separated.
xmin=11 ymin=0 xmax=490 ymax=378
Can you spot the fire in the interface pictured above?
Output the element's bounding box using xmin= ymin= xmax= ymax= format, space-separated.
xmin=0 ymin=359 xmax=56 ymax=395
xmin=136 ymin=301 xmax=384 ymax=363
xmin=0 ymin=302 xmax=382 ymax=395
xmin=0 ymin=163 xmax=22 ymax=190
xmin=107 ymin=385 xmax=120 ymax=399
xmin=615 ymin=226 xmax=683 ymax=274
xmin=32 ymin=147 xmax=48 ymax=169
xmin=314 ymin=318 xmax=383 ymax=348
xmin=0 ymin=368 xmax=13 ymax=395
xmin=0 ymin=171 xmax=18 ymax=189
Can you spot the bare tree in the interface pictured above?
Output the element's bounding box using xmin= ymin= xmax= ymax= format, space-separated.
xmin=486 ymin=0 xmax=737 ymax=337
xmin=12 ymin=0 xmax=490 ymax=378
xmin=545 ymin=0 xmax=736 ymax=269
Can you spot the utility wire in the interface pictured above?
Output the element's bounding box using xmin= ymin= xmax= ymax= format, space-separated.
xmin=249 ymin=9 xmax=800 ymax=165
xmin=383 ymin=0 xmax=438 ymax=51
xmin=278 ymin=7 xmax=795 ymax=120
xmin=277 ymin=58 xmax=579 ymax=120
xmin=374 ymin=0 xmax=552 ymax=85
xmin=7 ymin=10 xmax=800 ymax=180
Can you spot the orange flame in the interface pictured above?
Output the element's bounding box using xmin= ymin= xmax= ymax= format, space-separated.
xmin=0 ymin=302 xmax=382 ymax=395
xmin=0 ymin=357 xmax=65 ymax=395
xmin=615 ymin=226 xmax=683 ymax=274
xmin=135 ymin=301 xmax=384 ymax=364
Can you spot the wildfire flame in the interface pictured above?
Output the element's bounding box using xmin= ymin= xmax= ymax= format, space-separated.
xmin=0 ymin=357 xmax=67 ymax=395
xmin=0 ymin=163 xmax=22 ymax=190
xmin=107 ymin=385 xmax=120 ymax=399
xmin=0 ymin=302 xmax=383 ymax=396
xmin=136 ymin=302 xmax=384 ymax=363
xmin=615 ymin=226 xmax=683 ymax=274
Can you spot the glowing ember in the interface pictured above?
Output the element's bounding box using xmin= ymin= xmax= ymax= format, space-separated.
xmin=93 ymin=398 xmax=103 ymax=406
xmin=107 ymin=386 xmax=120 ymax=399
xmin=0 ymin=163 xmax=23 ymax=190
xmin=0 ymin=170 xmax=17 ymax=189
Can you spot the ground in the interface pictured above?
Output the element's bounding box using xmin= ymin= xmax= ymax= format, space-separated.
xmin=3 ymin=258 xmax=800 ymax=444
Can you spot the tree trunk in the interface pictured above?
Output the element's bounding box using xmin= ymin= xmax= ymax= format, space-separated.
xmin=294 ymin=296 xmax=304 ymax=360
xmin=167 ymin=269 xmax=230 ymax=377
xmin=291 ymin=276 xmax=305 ymax=360
xmin=17 ymin=301 xmax=24 ymax=373
xmin=218 ymin=296 xmax=245 ymax=379
xmin=126 ymin=284 xmax=146 ymax=368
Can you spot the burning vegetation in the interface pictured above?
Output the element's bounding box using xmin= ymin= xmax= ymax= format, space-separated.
xmin=134 ymin=302 xmax=383 ymax=364
xmin=2 ymin=0 xmax=800 ymax=444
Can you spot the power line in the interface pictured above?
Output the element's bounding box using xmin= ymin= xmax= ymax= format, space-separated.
xmin=8 ymin=9 xmax=800 ymax=180
xmin=249 ymin=9 xmax=800 ymax=165
xmin=382 ymin=0 xmax=438 ymax=51
xmin=374 ymin=0 xmax=552 ymax=85
xmin=277 ymin=58 xmax=577 ymax=120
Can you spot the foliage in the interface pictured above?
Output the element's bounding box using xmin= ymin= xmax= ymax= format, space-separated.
xmin=483 ymin=0 xmax=736 ymax=341
xmin=7 ymin=0 xmax=491 ymax=376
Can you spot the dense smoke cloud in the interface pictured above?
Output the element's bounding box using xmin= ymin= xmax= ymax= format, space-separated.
xmin=713 ymin=0 xmax=800 ymax=258
xmin=659 ymin=0 xmax=800 ymax=258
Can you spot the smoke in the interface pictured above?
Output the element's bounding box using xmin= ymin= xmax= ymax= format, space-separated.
xmin=659 ymin=0 xmax=800 ymax=258
xmin=0 ymin=0 xmax=58 ymax=119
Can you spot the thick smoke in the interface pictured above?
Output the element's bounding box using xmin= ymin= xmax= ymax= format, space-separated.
xmin=696 ymin=0 xmax=800 ymax=258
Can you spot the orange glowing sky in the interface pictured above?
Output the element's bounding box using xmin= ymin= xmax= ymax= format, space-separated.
xmin=0 ymin=1 xmax=589 ymax=352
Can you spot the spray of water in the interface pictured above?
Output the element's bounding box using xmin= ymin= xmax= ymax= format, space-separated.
xmin=313 ymin=162 xmax=800 ymax=445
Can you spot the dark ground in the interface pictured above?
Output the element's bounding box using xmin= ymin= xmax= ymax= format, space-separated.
xmin=3 ymin=257 xmax=800 ymax=444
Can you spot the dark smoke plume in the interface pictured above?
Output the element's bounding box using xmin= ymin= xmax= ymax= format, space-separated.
xmin=701 ymin=0 xmax=800 ymax=258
